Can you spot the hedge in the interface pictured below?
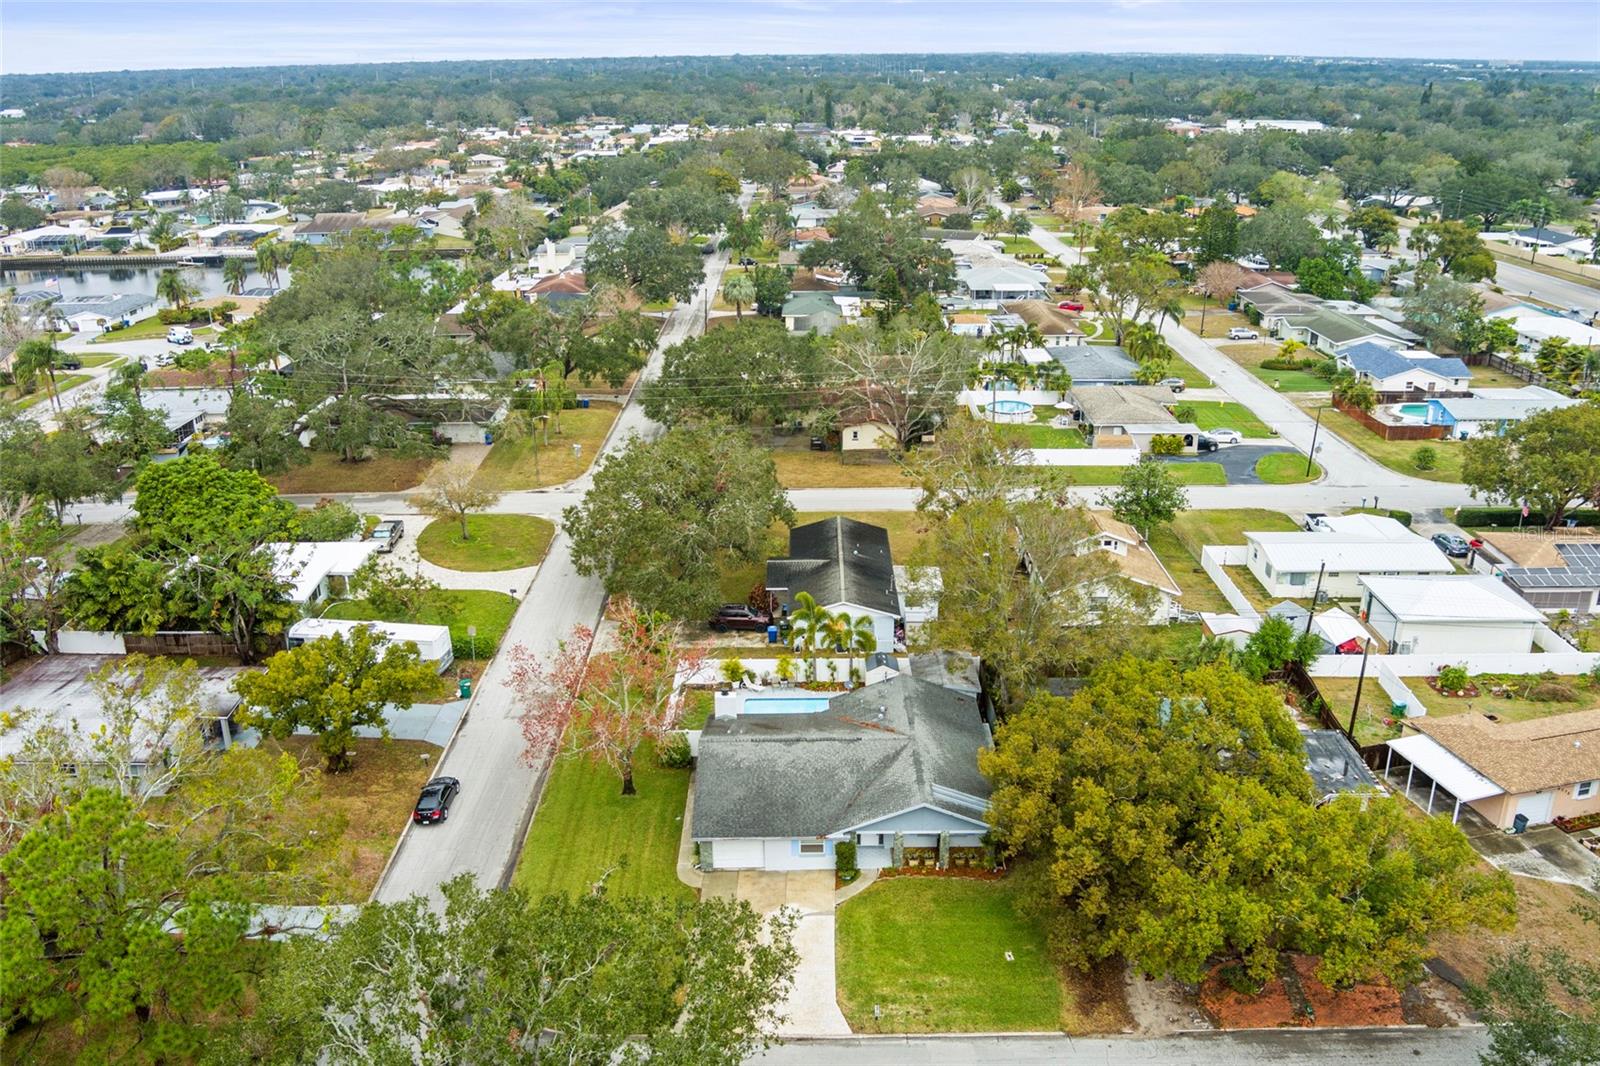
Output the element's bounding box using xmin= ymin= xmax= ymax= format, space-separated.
xmin=1453 ymin=507 xmax=1600 ymax=528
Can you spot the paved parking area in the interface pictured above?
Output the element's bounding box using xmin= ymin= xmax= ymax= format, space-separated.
xmin=701 ymin=869 xmax=850 ymax=1037
xmin=1163 ymin=443 xmax=1303 ymax=485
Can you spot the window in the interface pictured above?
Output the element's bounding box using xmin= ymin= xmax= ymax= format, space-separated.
xmin=849 ymin=430 xmax=859 ymax=441
xmin=1577 ymin=781 xmax=1597 ymax=800
xmin=798 ymin=841 xmax=826 ymax=856
xmin=1289 ymin=571 xmax=1309 ymax=587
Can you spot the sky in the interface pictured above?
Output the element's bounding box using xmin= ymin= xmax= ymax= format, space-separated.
xmin=2 ymin=1 xmax=1597 ymax=76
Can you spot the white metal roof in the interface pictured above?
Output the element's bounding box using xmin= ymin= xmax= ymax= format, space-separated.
xmin=268 ymin=541 xmax=381 ymax=603
xmin=1312 ymin=606 xmax=1369 ymax=646
xmin=1247 ymin=522 xmax=1453 ymax=576
xmin=1385 ymin=734 xmax=1504 ymax=803
xmin=1359 ymin=574 xmax=1546 ymax=624
xmin=288 ymin=617 xmax=449 ymax=644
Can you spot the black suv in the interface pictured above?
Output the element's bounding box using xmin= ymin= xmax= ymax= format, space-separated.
xmin=412 ymin=777 xmax=460 ymax=824
xmin=708 ymin=604 xmax=772 ymax=632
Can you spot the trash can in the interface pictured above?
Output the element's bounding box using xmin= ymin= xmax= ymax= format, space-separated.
xmin=766 ymin=624 xmax=779 ymax=644
xmin=483 ymin=430 xmax=494 ymax=445
xmin=578 ymin=397 xmax=591 ymax=409
xmin=458 ymin=677 xmax=472 ymax=699
xmin=1511 ymin=813 xmax=1529 ymax=835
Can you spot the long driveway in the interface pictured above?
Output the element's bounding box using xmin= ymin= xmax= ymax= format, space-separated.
xmin=374 ymin=203 xmax=744 ymax=903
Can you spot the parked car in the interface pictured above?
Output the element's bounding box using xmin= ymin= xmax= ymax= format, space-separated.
xmin=1206 ymin=429 xmax=1243 ymax=445
xmin=1432 ymin=532 xmax=1472 ymax=558
xmin=1303 ymin=513 xmax=1329 ymax=532
xmin=1226 ymin=327 xmax=1260 ymax=340
xmin=371 ymin=519 xmax=405 ymax=553
xmin=1196 ymin=437 xmax=1219 ymax=454
xmin=708 ymin=603 xmax=772 ymax=633
xmin=1158 ymin=377 xmax=1186 ymax=392
xmin=1056 ymin=300 xmax=1085 ymax=312
xmin=166 ymin=326 xmax=194 ymax=345
xmin=738 ymin=256 xmax=756 ymax=266
xmin=412 ymin=777 xmax=460 ymax=825
xmin=54 ymin=353 xmax=82 ymax=370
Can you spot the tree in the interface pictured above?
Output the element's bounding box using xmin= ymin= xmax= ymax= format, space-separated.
xmin=722 ymin=270 xmax=756 ymax=319
xmin=295 ymin=498 xmax=363 ymax=542
xmin=1099 ymin=457 xmax=1188 ymax=538
xmin=980 ymin=657 xmax=1515 ymax=985
xmin=1463 ymin=403 xmax=1600 ymax=530
xmin=1087 ymin=235 xmax=1181 ymax=344
xmin=1194 ymin=261 xmax=1254 ymax=335
xmin=349 ymin=555 xmax=458 ymax=621
xmin=1239 ymin=204 xmax=1324 ymax=269
xmin=952 ymin=166 xmax=989 ymax=213
xmin=1236 ymin=614 xmax=1323 ymax=680
xmin=61 ymin=540 xmax=172 ymax=636
xmin=1471 ymin=946 xmax=1600 ymax=1066
xmin=10 ymin=338 xmax=62 ymax=412
xmin=40 ymin=165 xmax=92 ymax=209
xmin=1051 ymin=162 xmax=1100 ymax=219
xmin=584 ymin=220 xmax=704 ymax=304
xmin=464 ymin=286 xmax=657 ymax=385
xmin=1292 ymin=256 xmax=1350 ymax=300
xmin=799 ymin=190 xmax=955 ymax=301
xmin=564 ymin=425 xmax=794 ymax=619
xmin=1412 ymin=220 xmax=1497 ymax=282
xmin=0 ymin=502 xmax=70 ymax=653
xmin=1123 ymin=322 xmax=1175 ymax=382
xmin=1332 ymin=373 xmax=1379 ymax=413
xmin=1483 ymin=317 xmax=1520 ymax=356
xmin=511 ymin=601 xmax=699 ymax=795
xmin=408 ymin=465 xmax=502 ymax=541
xmin=236 ymin=625 xmax=438 ymax=772
xmin=1193 ymin=201 xmax=1240 ymax=265
xmin=471 ymin=191 xmax=549 ymax=263
xmin=155 ymin=268 xmax=201 ymax=311
xmin=751 ymin=264 xmax=791 ymax=316
xmin=0 ymin=410 xmax=119 ymax=519
xmin=221 ymin=390 xmax=306 ymax=475
xmin=643 ymin=320 xmax=823 ymax=426
xmin=224 ymin=874 xmax=795 ymax=1066
xmin=99 ymin=378 xmax=174 ymax=467
xmin=1404 ymin=277 xmax=1486 ymax=352
xmin=0 ymin=197 xmax=45 ymax=230
xmin=786 ymin=590 xmax=832 ymax=682
xmin=221 ymin=256 xmax=248 ymax=295
xmin=827 ymin=317 xmax=975 ymax=449
xmin=1345 ymin=205 xmax=1399 ymax=251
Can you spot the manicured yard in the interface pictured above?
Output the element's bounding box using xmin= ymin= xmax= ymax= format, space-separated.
xmin=268 ymin=451 xmax=439 ymax=494
xmin=1026 ymin=211 xmax=1068 ymax=232
xmin=1309 ymin=406 xmax=1467 ymax=482
xmin=5 ymin=373 xmax=91 ymax=410
xmin=836 ymin=877 xmax=1128 ymax=1033
xmin=324 ymin=588 xmax=518 ymax=656
xmin=1008 ymin=418 xmax=1087 ymax=448
xmin=999 ymin=236 xmax=1049 ymax=259
xmin=70 ymin=352 xmax=124 ymax=368
xmin=1217 ymin=341 xmax=1330 ymax=393
xmin=1422 ymin=674 xmax=1600 ymax=724
xmin=1469 ymin=364 xmax=1536 ymax=388
xmin=1065 ymin=463 xmax=1227 ymax=486
xmin=91 ymin=319 xmax=216 ymax=343
xmin=1183 ymin=399 xmax=1272 ymax=438
xmin=1158 ymin=353 xmax=1213 ymax=389
xmin=512 ymin=739 xmax=694 ymax=901
xmin=414 ymin=514 xmax=554 ymax=571
xmin=471 ymin=402 xmax=622 ymax=491
xmin=1147 ymin=526 xmax=1233 ymax=614
xmin=1255 ymin=453 xmax=1321 ymax=484
xmin=1167 ymin=508 xmax=1300 ymax=559
xmin=770 ymin=449 xmax=911 ymax=489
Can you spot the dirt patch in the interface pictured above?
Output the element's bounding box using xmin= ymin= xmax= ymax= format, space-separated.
xmin=1068 ymin=958 xmax=1138 ymax=1035
xmin=1124 ymin=967 xmax=1210 ymax=1035
xmin=1431 ymin=875 xmax=1600 ymax=1002
xmin=1199 ymin=954 xmax=1405 ymax=1029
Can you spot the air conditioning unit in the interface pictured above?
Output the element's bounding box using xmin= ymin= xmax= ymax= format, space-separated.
xmin=1314 ymin=591 xmax=1330 ymax=605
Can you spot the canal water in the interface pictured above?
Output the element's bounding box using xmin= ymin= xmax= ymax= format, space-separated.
xmin=1 ymin=263 xmax=292 ymax=301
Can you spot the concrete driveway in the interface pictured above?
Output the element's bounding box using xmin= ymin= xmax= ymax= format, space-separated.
xmin=701 ymin=869 xmax=850 ymax=1037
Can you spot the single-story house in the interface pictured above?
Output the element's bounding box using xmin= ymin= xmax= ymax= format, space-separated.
xmin=48 ymin=292 xmax=159 ymax=333
xmin=143 ymin=387 xmax=233 ymax=446
xmin=1491 ymin=227 xmax=1595 ymax=261
xmin=1357 ymin=574 xmax=1546 ymax=654
xmin=269 ymin=540 xmax=383 ymax=607
xmin=192 ymin=222 xmax=282 ymax=247
xmin=1499 ymin=540 xmax=1600 ymax=614
xmin=1336 ymin=342 xmax=1470 ymax=395
xmin=286 ymin=617 xmax=454 ymax=672
xmin=1272 ymin=308 xmax=1407 ymax=355
xmin=692 ymin=674 xmax=992 ymax=871
xmin=766 ymin=516 xmax=901 ymax=654
xmin=946 ymin=311 xmax=996 ymax=337
xmin=915 ymin=194 xmax=962 ymax=225
xmin=1386 ymin=709 xmax=1600 ymax=827
xmin=1302 ymin=729 xmax=1381 ymax=804
xmin=524 ymin=270 xmax=590 ymax=306
xmin=782 ymin=290 xmax=861 ymax=335
xmin=956 ymin=264 xmax=1048 ymax=304
xmin=1051 ymin=344 xmax=1138 ymax=385
xmin=1002 ymin=300 xmax=1087 ymax=345
xmin=1068 ymin=386 xmax=1200 ymax=453
xmin=1424 ymin=386 xmax=1581 ymax=439
xmin=1083 ymin=513 xmax=1183 ymax=623
xmin=1487 ymin=304 xmax=1600 ymax=351
xmin=1245 ymin=514 xmax=1454 ymax=599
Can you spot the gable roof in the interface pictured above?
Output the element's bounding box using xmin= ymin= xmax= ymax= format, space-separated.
xmin=1051 ymin=344 xmax=1137 ymax=382
xmin=527 ymin=271 xmax=588 ymax=295
xmin=766 ymin=517 xmax=898 ymax=616
xmin=1283 ymin=308 xmax=1388 ymax=345
xmin=691 ymin=674 xmax=991 ymax=839
xmin=1340 ymin=342 xmax=1469 ymax=382
xmin=1302 ymin=729 xmax=1381 ymax=797
xmin=1246 ymin=520 xmax=1454 ymax=576
xmin=1360 ymin=574 xmax=1546 ymax=623
xmin=1410 ymin=709 xmax=1600 ymax=793
xmin=1069 ymin=385 xmax=1176 ymax=427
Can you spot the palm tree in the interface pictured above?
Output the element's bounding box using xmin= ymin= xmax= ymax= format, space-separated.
xmin=156 ymin=269 xmax=199 ymax=311
xmin=253 ymin=238 xmax=283 ymax=292
xmin=11 ymin=338 xmax=61 ymax=411
xmin=843 ymin=614 xmax=877 ymax=684
xmin=722 ymin=272 xmax=756 ymax=320
xmin=222 ymin=257 xmax=248 ymax=296
xmin=146 ymin=211 xmax=178 ymax=251
xmin=787 ymin=591 xmax=831 ymax=682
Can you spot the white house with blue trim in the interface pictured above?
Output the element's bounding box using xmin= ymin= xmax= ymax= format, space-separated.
xmin=691 ymin=674 xmax=992 ymax=872
xmin=1422 ymin=386 xmax=1581 ymax=439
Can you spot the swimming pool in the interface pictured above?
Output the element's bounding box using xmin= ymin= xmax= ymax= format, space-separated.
xmin=1398 ymin=403 xmax=1430 ymax=419
xmin=741 ymin=695 xmax=832 ymax=715
xmin=985 ymin=398 xmax=1035 ymax=424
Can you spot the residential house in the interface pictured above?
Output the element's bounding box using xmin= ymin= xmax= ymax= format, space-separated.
xmin=946 ymin=311 xmax=996 ymax=338
xmin=766 ymin=517 xmax=901 ymax=654
xmin=143 ymin=388 xmax=233 ymax=451
xmin=1336 ymin=342 xmax=1470 ymax=398
xmin=691 ymin=674 xmax=991 ymax=871
xmin=524 ymin=271 xmax=590 ymax=306
xmin=915 ymin=194 xmax=962 ymax=225
xmin=1491 ymin=227 xmax=1595 ymax=262
xmin=291 ymin=212 xmax=370 ymax=245
xmin=192 ymin=222 xmax=282 ymax=247
xmin=1246 ymin=514 xmax=1454 ymax=599
xmin=286 ymin=618 xmax=454 ymax=672
xmin=791 ymin=202 xmax=837 ymax=230
xmin=1302 ymin=729 xmax=1382 ymax=804
xmin=47 ymin=292 xmax=158 ymax=334
xmin=1050 ymin=344 xmax=1138 ymax=385
xmin=1496 ymin=539 xmax=1600 ymax=614
xmin=1357 ymin=574 xmax=1546 ymax=654
xmin=1275 ymin=307 xmax=1407 ymax=355
xmin=1487 ymin=304 xmax=1600 ymax=351
xmin=1386 ymin=710 xmax=1600 ymax=827
xmin=1003 ymin=300 xmax=1087 ymax=345
xmin=781 ymin=290 xmax=861 ymax=335
xmin=1068 ymin=385 xmax=1200 ymax=453
xmin=1423 ymin=386 xmax=1581 ymax=439
xmin=269 ymin=540 xmax=383 ymax=608
xmin=956 ymin=264 xmax=1048 ymax=305
xmin=1083 ymin=514 xmax=1183 ymax=623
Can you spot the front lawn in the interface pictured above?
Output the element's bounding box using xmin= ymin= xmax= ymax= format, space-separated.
xmin=70 ymin=352 xmax=124 ymax=368
xmin=1309 ymin=406 xmax=1466 ymax=483
xmin=1255 ymin=453 xmax=1321 ymax=484
xmin=512 ymin=740 xmax=694 ymax=901
xmin=1218 ymin=341 xmax=1330 ymax=393
xmin=1168 ymin=508 xmax=1300 ymax=559
xmin=1066 ymin=463 xmax=1227 ymax=486
xmin=999 ymin=236 xmax=1049 ymax=259
xmin=324 ymin=588 xmax=518 ymax=657
xmin=1183 ymin=400 xmax=1272 ymax=438
xmin=836 ymin=877 xmax=1128 ymax=1033
xmin=5 ymin=374 xmax=91 ymax=409
xmin=470 ymin=402 xmax=621 ymax=491
xmin=770 ymin=449 xmax=911 ymax=489
xmin=414 ymin=514 xmax=554 ymax=572
xmin=268 ymin=451 xmax=439 ymax=494
xmin=90 ymin=319 xmax=216 ymax=343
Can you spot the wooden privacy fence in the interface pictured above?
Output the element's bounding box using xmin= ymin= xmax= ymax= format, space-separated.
xmin=1334 ymin=402 xmax=1447 ymax=441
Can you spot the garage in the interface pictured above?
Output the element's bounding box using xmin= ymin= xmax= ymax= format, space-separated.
xmin=708 ymin=839 xmax=764 ymax=869
xmin=1515 ymin=791 xmax=1556 ymax=826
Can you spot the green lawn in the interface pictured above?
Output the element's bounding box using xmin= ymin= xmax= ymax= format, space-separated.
xmin=5 ymin=374 xmax=91 ymax=410
xmin=90 ymin=318 xmax=215 ymax=343
xmin=1310 ymin=406 xmax=1466 ymax=482
xmin=1012 ymin=424 xmax=1087 ymax=448
xmin=999 ymin=236 xmax=1049 ymax=259
xmin=1147 ymin=526 xmax=1232 ymax=614
xmin=1182 ymin=400 xmax=1272 ymax=438
xmin=512 ymin=739 xmax=694 ymax=901
xmin=1168 ymin=508 xmax=1300 ymax=559
xmin=1065 ymin=463 xmax=1227 ymax=486
xmin=837 ymin=877 xmax=1121 ymax=1033
xmin=324 ymin=589 xmax=518 ymax=656
xmin=69 ymin=352 xmax=124 ymax=368
xmin=1255 ymin=453 xmax=1321 ymax=484
xmin=471 ymin=403 xmax=622 ymax=491
xmin=414 ymin=514 xmax=554 ymax=571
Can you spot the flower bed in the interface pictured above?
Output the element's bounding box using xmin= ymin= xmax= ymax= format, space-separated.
xmin=1553 ymin=812 xmax=1600 ymax=833
xmin=1200 ymin=954 xmax=1404 ymax=1029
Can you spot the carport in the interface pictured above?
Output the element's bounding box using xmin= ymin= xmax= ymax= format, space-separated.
xmin=1383 ymin=734 xmax=1504 ymax=823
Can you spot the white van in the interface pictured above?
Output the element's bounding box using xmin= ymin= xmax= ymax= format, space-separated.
xmin=166 ymin=325 xmax=194 ymax=345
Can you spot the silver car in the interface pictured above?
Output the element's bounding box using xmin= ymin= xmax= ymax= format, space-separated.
xmin=371 ymin=519 xmax=405 ymax=553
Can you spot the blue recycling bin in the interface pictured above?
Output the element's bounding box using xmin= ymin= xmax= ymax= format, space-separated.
xmin=578 ymin=397 xmax=591 ymax=409
xmin=766 ymin=625 xmax=779 ymax=644
xmin=483 ymin=430 xmax=494 ymax=444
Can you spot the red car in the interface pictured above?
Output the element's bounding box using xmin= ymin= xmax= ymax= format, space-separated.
xmin=1056 ymin=301 xmax=1085 ymax=312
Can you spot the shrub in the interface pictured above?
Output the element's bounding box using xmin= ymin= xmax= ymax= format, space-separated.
xmin=1454 ymin=507 xmax=1600 ymax=528
xmin=156 ymin=308 xmax=194 ymax=325
xmin=775 ymin=655 xmax=797 ymax=683
xmin=1437 ymin=664 xmax=1470 ymax=692
xmin=1150 ymin=434 xmax=1184 ymax=456
xmin=656 ymin=732 xmax=692 ymax=768
xmin=1172 ymin=404 xmax=1197 ymax=422
xmin=1411 ymin=445 xmax=1438 ymax=471
xmin=1527 ymin=681 xmax=1580 ymax=703
xmin=835 ymin=840 xmax=858 ymax=877
xmin=720 ymin=657 xmax=752 ymax=687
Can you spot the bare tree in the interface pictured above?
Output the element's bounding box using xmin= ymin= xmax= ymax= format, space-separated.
xmin=1193 ymin=261 xmax=1256 ymax=336
xmin=828 ymin=319 xmax=976 ymax=450
xmin=952 ymin=166 xmax=990 ymax=213
xmin=40 ymin=166 xmax=93 ymax=211
xmin=1052 ymin=163 xmax=1101 ymax=220
xmin=407 ymin=465 xmax=501 ymax=540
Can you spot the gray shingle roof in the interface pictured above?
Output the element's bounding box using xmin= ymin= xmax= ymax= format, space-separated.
xmin=1340 ymin=342 xmax=1469 ymax=382
xmin=1302 ymin=729 xmax=1380 ymax=797
xmin=1050 ymin=344 xmax=1138 ymax=383
xmin=691 ymin=674 xmax=991 ymax=839
xmin=766 ymin=517 xmax=899 ymax=616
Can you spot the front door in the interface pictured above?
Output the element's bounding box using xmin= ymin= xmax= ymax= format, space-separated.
xmin=1515 ymin=791 xmax=1555 ymax=826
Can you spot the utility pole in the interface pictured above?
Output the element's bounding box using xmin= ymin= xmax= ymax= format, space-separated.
xmin=1305 ymin=405 xmax=1324 ymax=478
xmin=1348 ymin=638 xmax=1372 ymax=740
xmin=1304 ymin=563 xmax=1326 ymax=636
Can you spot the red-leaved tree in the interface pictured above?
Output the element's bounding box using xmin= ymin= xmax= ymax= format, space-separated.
xmin=509 ymin=600 xmax=702 ymax=796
